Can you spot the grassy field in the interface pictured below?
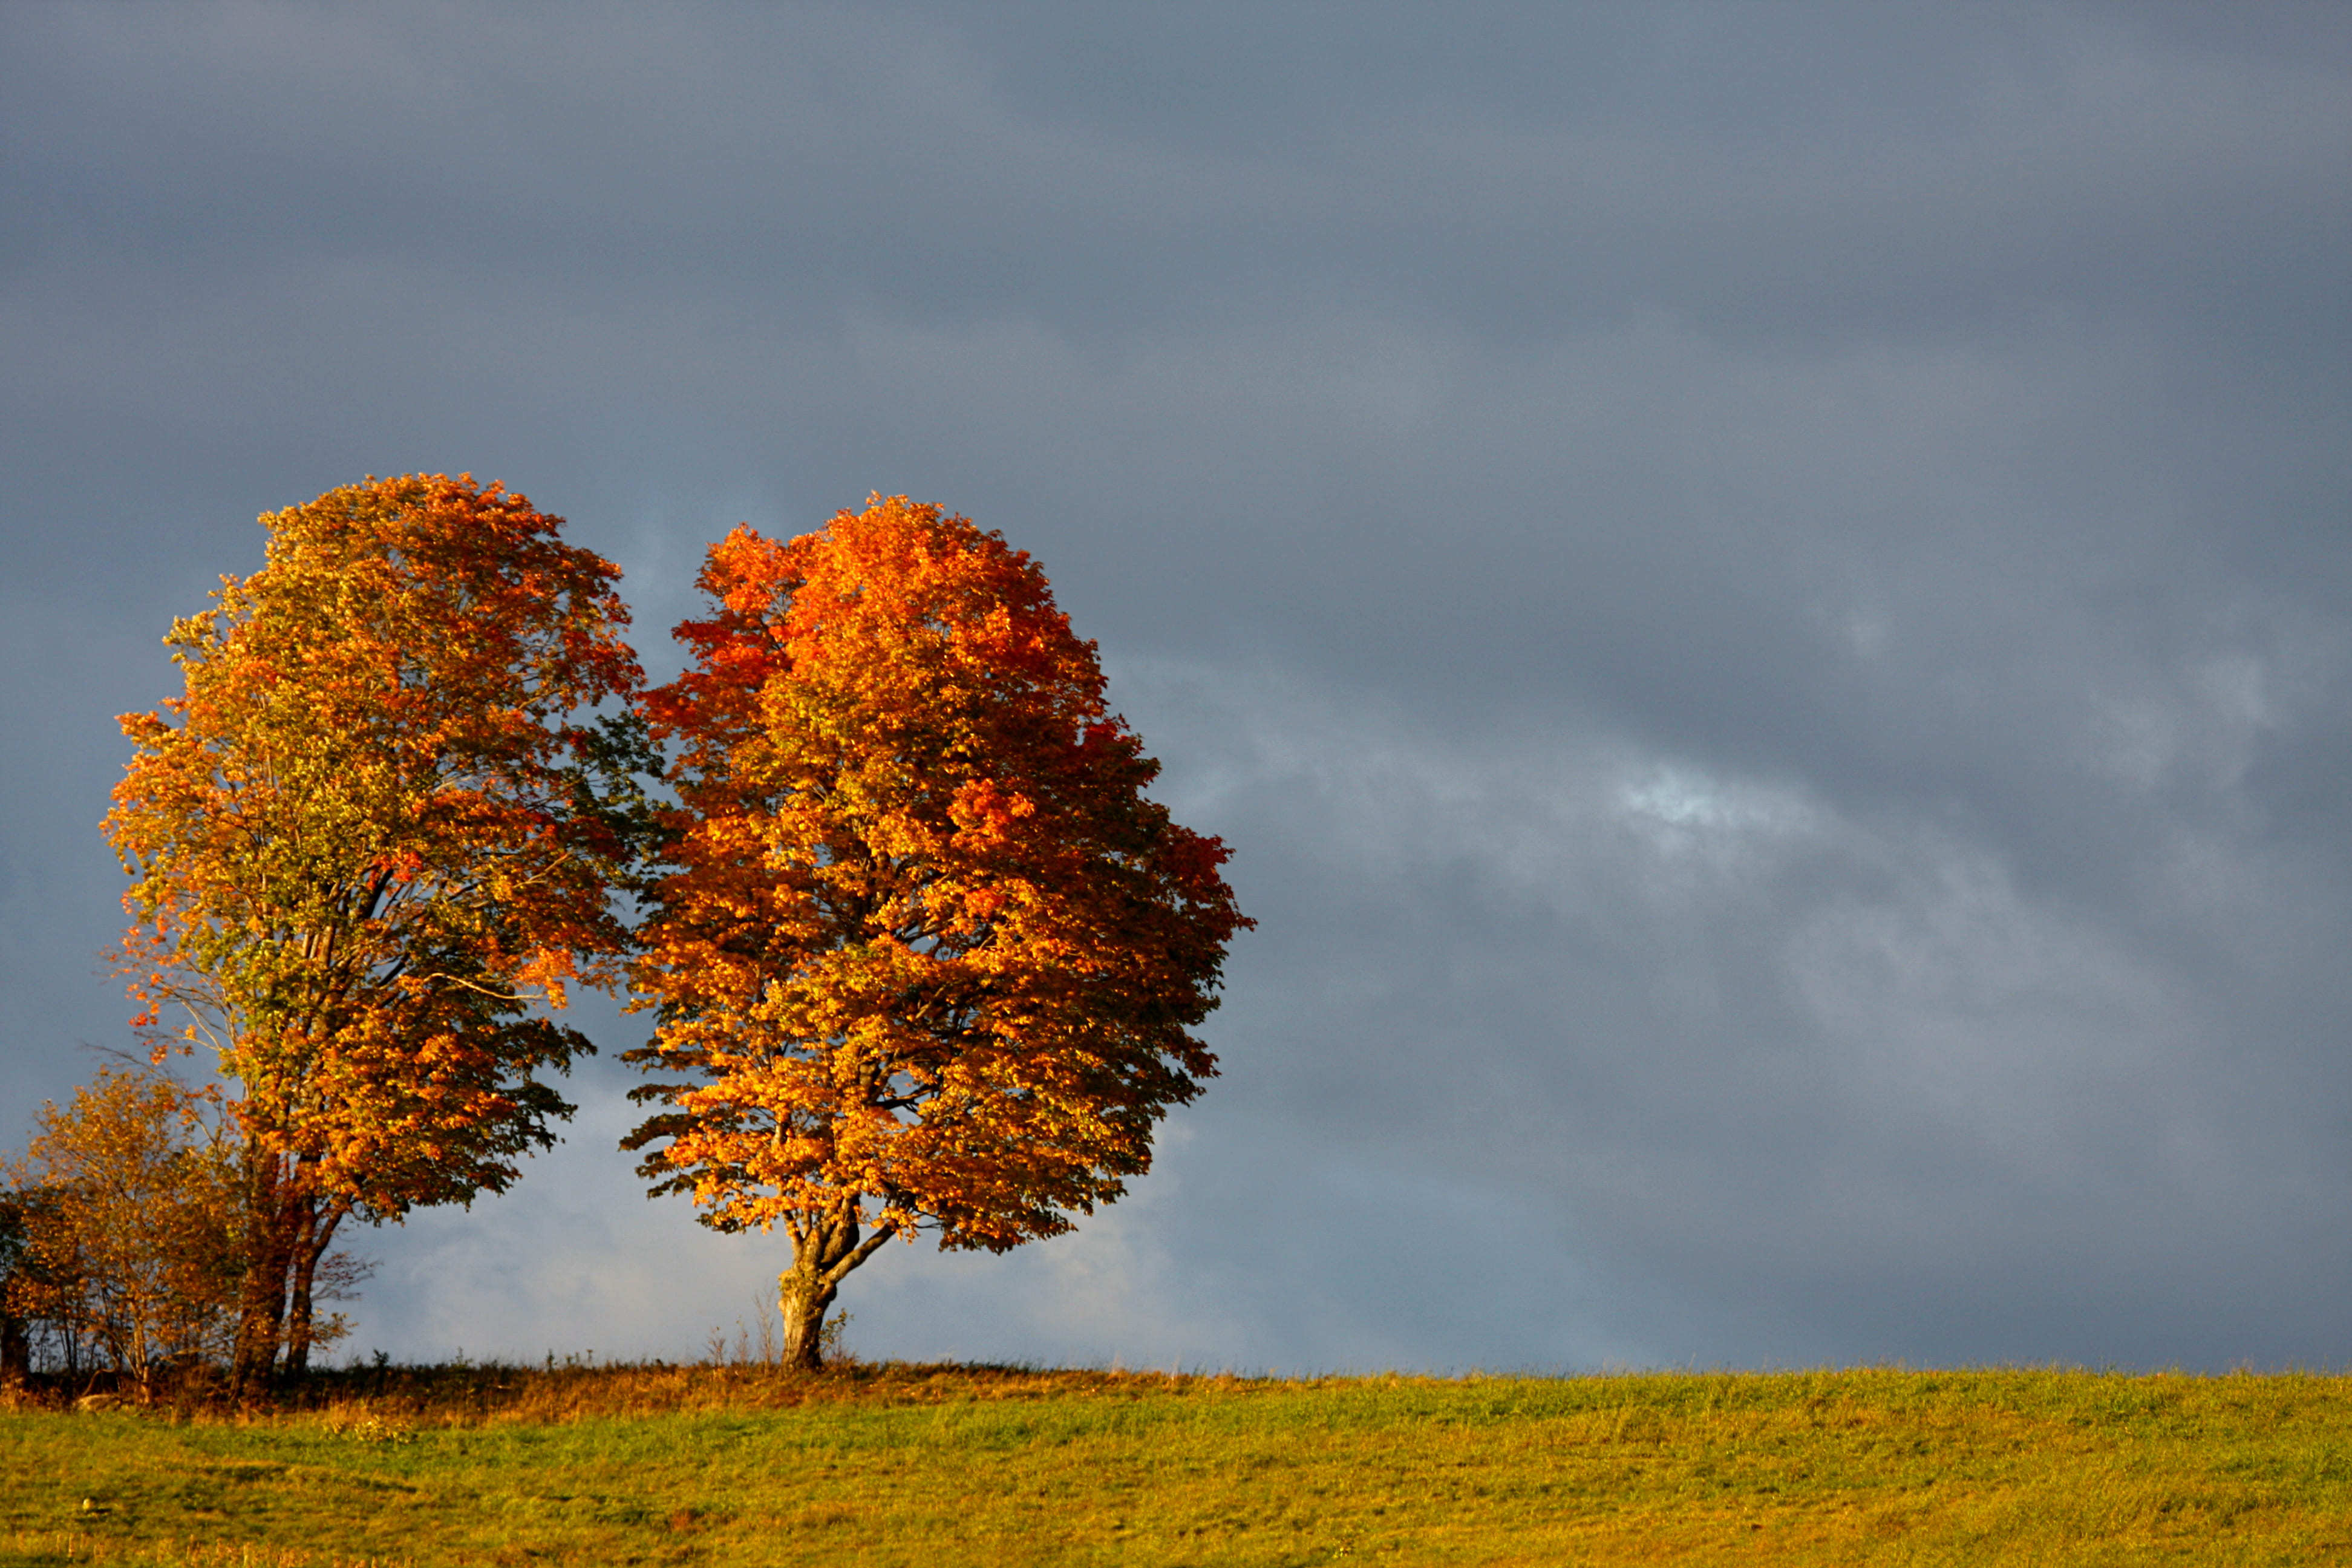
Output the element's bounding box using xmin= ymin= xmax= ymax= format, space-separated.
xmin=2 ymin=1362 xmax=2348 ymax=1565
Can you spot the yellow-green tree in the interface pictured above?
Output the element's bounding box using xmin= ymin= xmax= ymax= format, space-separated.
xmin=624 ymin=498 xmax=1249 ymax=1368
xmin=104 ymin=474 xmax=645 ymax=1394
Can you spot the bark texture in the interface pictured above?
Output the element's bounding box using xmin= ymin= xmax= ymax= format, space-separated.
xmin=229 ymin=1161 xmax=346 ymax=1397
xmin=229 ymin=1164 xmax=296 ymax=1398
xmin=778 ymin=1209 xmax=893 ymax=1371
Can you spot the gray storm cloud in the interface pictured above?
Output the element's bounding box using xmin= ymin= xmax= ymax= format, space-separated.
xmin=2 ymin=2 xmax=2345 ymax=1370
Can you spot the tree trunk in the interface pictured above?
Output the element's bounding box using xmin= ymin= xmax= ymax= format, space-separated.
xmin=777 ymin=1208 xmax=895 ymax=1371
xmin=125 ymin=1300 xmax=156 ymax=1406
xmin=282 ymin=1205 xmax=344 ymax=1378
xmin=230 ymin=1158 xmax=301 ymax=1399
xmin=777 ymin=1267 xmax=839 ymax=1372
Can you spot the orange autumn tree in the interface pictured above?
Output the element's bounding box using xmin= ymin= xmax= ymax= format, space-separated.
xmin=624 ymin=497 xmax=1248 ymax=1368
xmin=104 ymin=474 xmax=645 ymax=1394
xmin=3 ymin=1066 xmax=245 ymax=1399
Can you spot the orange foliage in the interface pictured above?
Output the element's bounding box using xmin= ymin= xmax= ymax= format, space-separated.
xmin=4 ymin=1067 xmax=242 ymax=1397
xmin=103 ymin=474 xmax=642 ymax=1388
xmin=626 ymin=497 xmax=1248 ymax=1364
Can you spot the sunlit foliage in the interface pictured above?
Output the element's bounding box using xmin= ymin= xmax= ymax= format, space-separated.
xmin=1 ymin=1067 xmax=241 ymax=1400
xmin=624 ymin=497 xmax=1248 ymax=1367
xmin=103 ymin=474 xmax=644 ymax=1393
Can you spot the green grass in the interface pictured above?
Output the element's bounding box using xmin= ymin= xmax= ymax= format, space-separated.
xmin=4 ymin=1364 xmax=2350 ymax=1564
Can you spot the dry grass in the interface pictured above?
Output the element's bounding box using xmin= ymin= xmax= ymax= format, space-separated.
xmin=5 ymin=1363 xmax=2348 ymax=1564
xmin=2 ymin=1531 xmax=400 ymax=1567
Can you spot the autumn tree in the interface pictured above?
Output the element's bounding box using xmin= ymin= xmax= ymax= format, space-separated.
xmin=2 ymin=1067 xmax=244 ymax=1400
xmin=624 ymin=497 xmax=1249 ymax=1368
xmin=104 ymin=474 xmax=645 ymax=1396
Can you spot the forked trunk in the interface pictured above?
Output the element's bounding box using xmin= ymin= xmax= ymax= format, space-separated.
xmin=229 ymin=1163 xmax=296 ymax=1400
xmin=229 ymin=1235 xmax=291 ymax=1397
xmin=777 ymin=1207 xmax=895 ymax=1371
xmin=230 ymin=1157 xmax=339 ymax=1398
xmin=283 ymin=1206 xmax=345 ymax=1378
xmin=777 ymin=1269 xmax=839 ymax=1373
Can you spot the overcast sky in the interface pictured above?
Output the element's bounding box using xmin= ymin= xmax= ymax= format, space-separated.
xmin=3 ymin=2 xmax=2348 ymax=1373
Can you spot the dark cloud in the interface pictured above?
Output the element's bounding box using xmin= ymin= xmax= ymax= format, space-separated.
xmin=2 ymin=2 xmax=2345 ymax=1370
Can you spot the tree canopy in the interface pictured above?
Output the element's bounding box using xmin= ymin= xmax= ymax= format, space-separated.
xmin=103 ymin=473 xmax=644 ymax=1391
xmin=625 ymin=497 xmax=1249 ymax=1367
xmin=2 ymin=1067 xmax=243 ymax=1400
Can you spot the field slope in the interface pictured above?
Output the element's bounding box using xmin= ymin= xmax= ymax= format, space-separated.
xmin=3 ymin=1365 xmax=2347 ymax=1565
